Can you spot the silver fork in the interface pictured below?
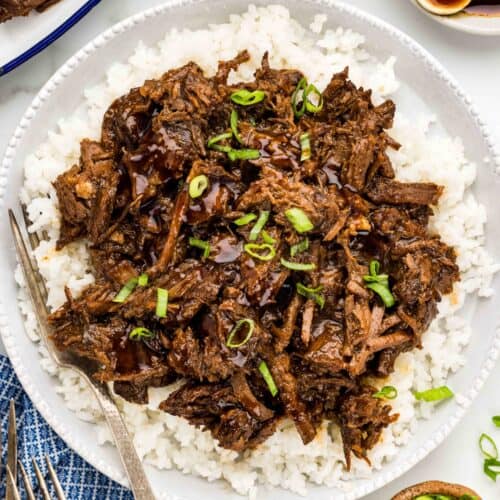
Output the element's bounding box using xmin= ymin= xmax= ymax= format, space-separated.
xmin=4 ymin=399 xmax=65 ymax=500
xmin=9 ymin=209 xmax=156 ymax=500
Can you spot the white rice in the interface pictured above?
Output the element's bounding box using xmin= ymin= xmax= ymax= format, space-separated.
xmin=17 ymin=5 xmax=499 ymax=497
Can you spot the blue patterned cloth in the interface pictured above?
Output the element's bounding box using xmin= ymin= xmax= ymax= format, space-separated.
xmin=0 ymin=354 xmax=133 ymax=499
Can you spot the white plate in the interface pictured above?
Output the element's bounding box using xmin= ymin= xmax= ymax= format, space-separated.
xmin=0 ymin=0 xmax=100 ymax=76
xmin=411 ymin=0 xmax=500 ymax=36
xmin=1 ymin=1 xmax=500 ymax=499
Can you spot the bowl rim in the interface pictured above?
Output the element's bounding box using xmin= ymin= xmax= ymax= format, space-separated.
xmin=1 ymin=1 xmax=499 ymax=498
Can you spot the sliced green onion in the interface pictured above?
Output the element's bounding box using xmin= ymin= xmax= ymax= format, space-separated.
xmin=112 ymin=277 xmax=138 ymax=303
xmin=234 ymin=213 xmax=257 ymax=226
xmin=138 ymin=273 xmax=149 ymax=287
xmin=304 ymin=83 xmax=324 ymax=113
xmin=207 ymin=132 xmax=233 ymax=152
xmin=129 ymin=327 xmax=155 ymax=341
xmin=372 ymin=386 xmax=398 ymax=400
xmin=261 ymin=230 xmax=276 ymax=245
xmin=290 ymin=238 xmax=309 ymax=257
xmin=189 ymin=237 xmax=211 ymax=258
xmin=230 ymin=109 xmax=243 ymax=144
xmin=484 ymin=457 xmax=500 ymax=481
xmin=414 ymin=496 xmax=453 ymax=500
xmin=365 ymin=282 xmax=396 ymax=308
xmin=300 ymin=133 xmax=311 ymax=162
xmin=413 ymin=386 xmax=454 ymax=402
xmin=258 ymin=361 xmax=278 ymax=397
xmin=189 ymin=175 xmax=209 ymax=199
xmin=363 ymin=260 xmax=395 ymax=308
xmin=480 ymin=433 xmax=498 ymax=460
xmin=156 ymin=288 xmax=169 ymax=319
xmin=296 ymin=283 xmax=325 ymax=308
xmin=244 ymin=243 xmax=276 ymax=262
xmin=249 ymin=210 xmax=270 ymax=241
xmin=285 ymin=208 xmax=314 ymax=234
xmin=231 ymin=89 xmax=266 ymax=106
xmin=227 ymin=148 xmax=260 ymax=162
xmin=493 ymin=416 xmax=500 ymax=427
xmin=292 ymin=77 xmax=308 ymax=118
xmin=370 ymin=260 xmax=380 ymax=276
xmin=226 ymin=318 xmax=255 ymax=348
xmin=280 ymin=258 xmax=316 ymax=272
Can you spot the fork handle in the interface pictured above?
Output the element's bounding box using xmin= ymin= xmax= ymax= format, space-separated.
xmin=89 ymin=382 xmax=156 ymax=500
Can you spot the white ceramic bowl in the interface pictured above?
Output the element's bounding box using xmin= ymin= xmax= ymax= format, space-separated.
xmin=1 ymin=1 xmax=500 ymax=499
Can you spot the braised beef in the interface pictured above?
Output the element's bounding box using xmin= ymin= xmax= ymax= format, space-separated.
xmin=48 ymin=54 xmax=459 ymax=468
xmin=0 ymin=0 xmax=61 ymax=23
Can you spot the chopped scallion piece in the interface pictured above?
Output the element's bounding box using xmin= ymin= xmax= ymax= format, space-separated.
xmin=300 ymin=133 xmax=311 ymax=161
xmin=156 ymin=288 xmax=169 ymax=319
xmin=292 ymin=78 xmax=308 ymax=118
xmin=138 ymin=273 xmax=149 ymax=287
xmin=413 ymin=386 xmax=454 ymax=402
xmin=480 ymin=433 xmax=498 ymax=460
xmin=290 ymin=238 xmax=309 ymax=257
xmin=280 ymin=258 xmax=316 ymax=272
xmin=189 ymin=237 xmax=211 ymax=258
xmin=207 ymin=132 xmax=233 ymax=152
xmin=249 ymin=210 xmax=270 ymax=241
xmin=372 ymin=386 xmax=398 ymax=400
xmin=493 ymin=416 xmax=500 ymax=427
xmin=484 ymin=457 xmax=500 ymax=481
xmin=231 ymin=89 xmax=266 ymax=106
xmin=129 ymin=327 xmax=155 ymax=341
xmin=363 ymin=260 xmax=395 ymax=308
xmin=258 ymin=361 xmax=278 ymax=397
xmin=112 ymin=277 xmax=138 ymax=303
xmin=230 ymin=109 xmax=243 ymax=144
xmin=304 ymin=83 xmax=324 ymax=113
xmin=261 ymin=230 xmax=276 ymax=245
xmin=227 ymin=148 xmax=260 ymax=161
xmin=285 ymin=207 xmax=314 ymax=234
xmin=189 ymin=175 xmax=209 ymax=198
xmin=234 ymin=213 xmax=257 ymax=226
xmin=226 ymin=318 xmax=255 ymax=348
xmin=296 ymin=283 xmax=325 ymax=308
xmin=244 ymin=243 xmax=276 ymax=262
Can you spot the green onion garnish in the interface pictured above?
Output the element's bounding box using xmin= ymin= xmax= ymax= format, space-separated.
xmin=285 ymin=208 xmax=314 ymax=234
xmin=258 ymin=361 xmax=278 ymax=397
xmin=156 ymin=287 xmax=168 ymax=319
xmin=304 ymin=83 xmax=324 ymax=113
xmin=189 ymin=237 xmax=211 ymax=259
xmin=484 ymin=457 xmax=500 ymax=481
xmin=300 ymin=133 xmax=311 ymax=162
xmin=129 ymin=327 xmax=155 ymax=341
xmin=234 ymin=213 xmax=257 ymax=226
xmin=261 ymin=230 xmax=276 ymax=245
xmin=290 ymin=238 xmax=309 ymax=257
xmin=231 ymin=89 xmax=266 ymax=106
xmin=292 ymin=78 xmax=308 ymax=118
xmin=296 ymin=283 xmax=325 ymax=308
xmin=226 ymin=318 xmax=255 ymax=348
xmin=230 ymin=109 xmax=243 ymax=144
xmin=249 ymin=210 xmax=270 ymax=241
xmin=280 ymin=258 xmax=316 ymax=272
xmin=480 ymin=433 xmax=498 ymax=460
xmin=372 ymin=386 xmax=398 ymax=400
xmin=413 ymin=386 xmax=454 ymax=402
xmin=207 ymin=132 xmax=233 ymax=152
xmin=227 ymin=148 xmax=260 ymax=162
xmin=112 ymin=277 xmax=138 ymax=303
xmin=138 ymin=273 xmax=149 ymax=287
xmin=493 ymin=416 xmax=500 ymax=427
xmin=244 ymin=243 xmax=276 ymax=262
xmin=189 ymin=175 xmax=209 ymax=199
xmin=363 ymin=260 xmax=396 ymax=308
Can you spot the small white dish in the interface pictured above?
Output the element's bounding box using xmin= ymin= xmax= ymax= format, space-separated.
xmin=411 ymin=0 xmax=500 ymax=36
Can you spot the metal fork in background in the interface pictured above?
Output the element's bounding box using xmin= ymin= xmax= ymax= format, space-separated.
xmin=9 ymin=209 xmax=156 ymax=500
xmin=4 ymin=399 xmax=65 ymax=500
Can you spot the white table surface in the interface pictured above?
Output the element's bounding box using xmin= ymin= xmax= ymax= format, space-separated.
xmin=0 ymin=1 xmax=499 ymax=498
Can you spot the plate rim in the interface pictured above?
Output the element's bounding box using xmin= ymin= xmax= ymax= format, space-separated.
xmin=1 ymin=1 xmax=500 ymax=498
xmin=0 ymin=0 xmax=101 ymax=77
